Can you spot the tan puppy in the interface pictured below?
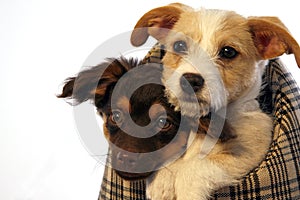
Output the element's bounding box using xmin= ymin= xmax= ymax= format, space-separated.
xmin=131 ymin=3 xmax=300 ymax=200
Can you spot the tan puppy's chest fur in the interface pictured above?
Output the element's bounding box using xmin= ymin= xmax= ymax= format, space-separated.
xmin=147 ymin=108 xmax=272 ymax=200
xmin=131 ymin=3 xmax=300 ymax=200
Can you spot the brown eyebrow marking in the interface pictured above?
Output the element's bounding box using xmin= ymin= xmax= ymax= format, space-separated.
xmin=116 ymin=96 xmax=131 ymax=113
xmin=148 ymin=103 xmax=166 ymax=119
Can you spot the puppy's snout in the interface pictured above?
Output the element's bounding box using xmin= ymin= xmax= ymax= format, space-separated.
xmin=117 ymin=151 xmax=138 ymax=169
xmin=180 ymin=73 xmax=204 ymax=93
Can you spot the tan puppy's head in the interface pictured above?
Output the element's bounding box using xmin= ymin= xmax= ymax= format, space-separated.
xmin=131 ymin=3 xmax=300 ymax=117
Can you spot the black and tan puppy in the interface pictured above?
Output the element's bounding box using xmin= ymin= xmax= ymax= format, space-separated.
xmin=57 ymin=57 xmax=233 ymax=192
xmin=59 ymin=58 xmax=186 ymax=177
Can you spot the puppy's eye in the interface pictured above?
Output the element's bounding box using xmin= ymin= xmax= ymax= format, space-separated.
xmin=219 ymin=46 xmax=238 ymax=59
xmin=173 ymin=40 xmax=188 ymax=54
xmin=157 ymin=117 xmax=172 ymax=131
xmin=110 ymin=110 xmax=123 ymax=124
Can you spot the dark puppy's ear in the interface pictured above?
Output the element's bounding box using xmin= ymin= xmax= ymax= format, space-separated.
xmin=57 ymin=77 xmax=76 ymax=100
xmin=57 ymin=57 xmax=138 ymax=107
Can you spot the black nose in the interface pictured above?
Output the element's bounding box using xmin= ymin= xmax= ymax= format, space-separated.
xmin=180 ymin=73 xmax=204 ymax=93
xmin=116 ymin=151 xmax=138 ymax=170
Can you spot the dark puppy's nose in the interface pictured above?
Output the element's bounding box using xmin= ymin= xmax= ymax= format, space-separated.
xmin=117 ymin=151 xmax=138 ymax=170
xmin=180 ymin=73 xmax=204 ymax=93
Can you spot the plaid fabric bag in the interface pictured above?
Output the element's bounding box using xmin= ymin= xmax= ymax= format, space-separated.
xmin=99 ymin=45 xmax=300 ymax=200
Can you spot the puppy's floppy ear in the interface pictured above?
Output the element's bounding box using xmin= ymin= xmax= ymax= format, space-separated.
xmin=57 ymin=58 xmax=136 ymax=108
xmin=248 ymin=17 xmax=300 ymax=68
xmin=131 ymin=3 xmax=189 ymax=47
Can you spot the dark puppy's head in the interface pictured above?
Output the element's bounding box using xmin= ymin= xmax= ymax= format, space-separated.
xmin=58 ymin=57 xmax=235 ymax=180
xmin=57 ymin=57 xmax=196 ymax=180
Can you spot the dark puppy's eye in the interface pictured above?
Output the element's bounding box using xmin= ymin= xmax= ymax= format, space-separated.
xmin=219 ymin=46 xmax=238 ymax=59
xmin=110 ymin=110 xmax=123 ymax=124
xmin=157 ymin=117 xmax=173 ymax=131
xmin=173 ymin=40 xmax=188 ymax=54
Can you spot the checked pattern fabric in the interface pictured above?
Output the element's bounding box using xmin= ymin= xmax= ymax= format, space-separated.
xmin=99 ymin=45 xmax=300 ymax=200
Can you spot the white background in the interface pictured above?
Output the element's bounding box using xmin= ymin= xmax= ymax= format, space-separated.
xmin=1 ymin=0 xmax=299 ymax=199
